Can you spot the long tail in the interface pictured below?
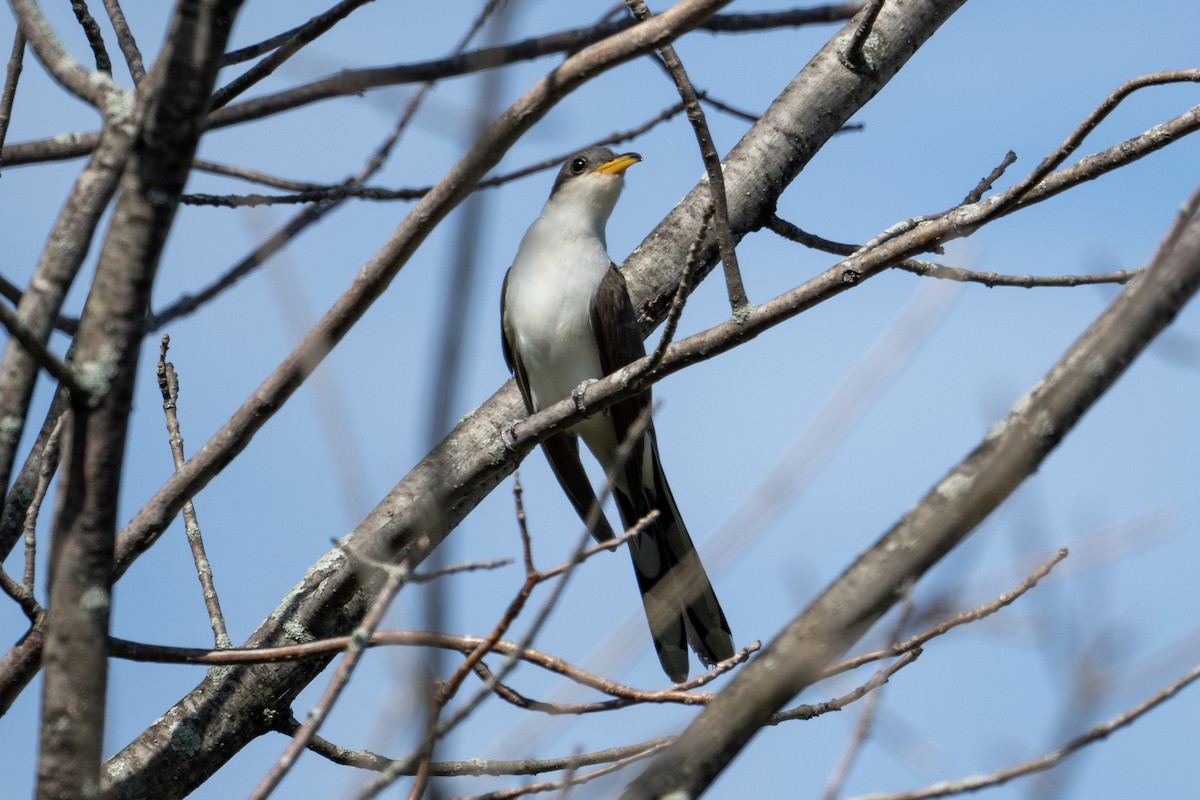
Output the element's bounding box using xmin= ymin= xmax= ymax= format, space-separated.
xmin=613 ymin=429 xmax=734 ymax=683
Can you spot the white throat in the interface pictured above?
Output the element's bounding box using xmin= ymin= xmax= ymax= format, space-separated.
xmin=503 ymin=172 xmax=626 ymax=412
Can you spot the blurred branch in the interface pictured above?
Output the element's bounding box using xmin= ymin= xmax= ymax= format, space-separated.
xmin=850 ymin=661 xmax=1200 ymax=800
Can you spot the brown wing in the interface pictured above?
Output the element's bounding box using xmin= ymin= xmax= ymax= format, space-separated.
xmin=591 ymin=264 xmax=734 ymax=681
xmin=590 ymin=264 xmax=651 ymax=493
xmin=501 ymin=268 xmax=616 ymax=542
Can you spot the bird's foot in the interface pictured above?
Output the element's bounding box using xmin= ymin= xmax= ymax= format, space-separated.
xmin=499 ymin=420 xmax=520 ymax=453
xmin=572 ymin=379 xmax=599 ymax=414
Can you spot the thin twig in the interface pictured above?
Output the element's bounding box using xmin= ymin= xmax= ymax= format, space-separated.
xmin=772 ymin=649 xmax=921 ymax=726
xmin=642 ymin=204 xmax=714 ymax=375
xmin=248 ymin=556 xmax=412 ymax=800
xmin=822 ymin=583 xmax=915 ymax=800
xmin=849 ymin=661 xmax=1200 ymax=800
xmin=825 ymin=549 xmax=1069 ymax=679
xmin=0 ymin=409 xmax=59 ymax=622
xmin=192 ymin=159 xmax=328 ymax=191
xmin=100 ymin=0 xmax=145 ymax=83
xmin=766 ymin=214 xmax=1143 ymax=288
xmin=22 ymin=412 xmax=65 ymax=593
xmin=11 ymin=0 xmax=112 ymax=105
xmin=68 ymin=0 xmax=112 ymax=74
xmin=364 ymin=409 xmax=664 ymax=799
xmin=157 ymin=336 xmax=231 ymax=649
xmin=627 ymin=0 xmax=749 ymax=314
xmin=450 ymin=747 xmax=666 ymax=799
xmin=410 ymin=557 xmax=513 ymax=583
xmin=282 ymin=713 xmax=672 ymax=776
xmin=0 ymin=300 xmax=89 ymax=401
xmin=210 ymin=0 xmax=375 ymax=109
xmin=839 ymin=0 xmax=886 ymax=70
xmin=0 ymin=30 xmax=25 ymax=157
xmin=985 ymin=68 xmax=1200 ymax=223
xmin=896 ymin=260 xmax=1142 ymax=288
xmin=961 ymin=150 xmax=1017 ymax=205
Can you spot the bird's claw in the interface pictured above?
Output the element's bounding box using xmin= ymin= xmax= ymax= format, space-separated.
xmin=572 ymin=379 xmax=599 ymax=414
xmin=499 ymin=420 xmax=520 ymax=453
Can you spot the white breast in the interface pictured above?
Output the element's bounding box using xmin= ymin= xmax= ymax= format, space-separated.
xmin=504 ymin=214 xmax=612 ymax=413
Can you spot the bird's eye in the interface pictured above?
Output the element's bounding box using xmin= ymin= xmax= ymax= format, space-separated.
xmin=569 ymin=157 xmax=587 ymax=174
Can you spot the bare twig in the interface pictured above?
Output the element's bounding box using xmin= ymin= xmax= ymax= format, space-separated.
xmin=822 ymin=584 xmax=915 ymax=800
xmin=895 ymin=260 xmax=1142 ymax=288
xmin=985 ymin=68 xmax=1200 ymax=222
xmin=101 ymin=0 xmax=145 ymax=83
xmin=0 ymin=30 xmax=25 ymax=156
xmin=157 ymin=336 xmax=231 ymax=649
xmin=767 ymin=214 xmax=1144 ymax=288
xmin=825 ymin=549 xmax=1069 ymax=679
xmin=772 ymin=649 xmax=921 ymax=726
xmin=642 ymin=204 xmax=714 ymax=375
xmin=628 ymin=0 xmax=749 ymax=314
xmin=0 ymin=409 xmax=60 ymax=621
xmin=282 ymin=714 xmax=673 ymax=776
xmin=0 ymin=300 xmax=90 ymax=401
xmin=849 ymin=661 xmax=1200 ymax=800
xmin=961 ymin=150 xmax=1017 ymax=205
xmin=10 ymin=0 xmax=113 ymax=105
xmin=68 ymin=0 xmax=112 ymax=74
xmin=248 ymin=556 xmax=412 ymax=800
xmin=192 ymin=158 xmax=328 ymax=191
xmin=21 ymin=413 xmax=66 ymax=593
xmin=210 ymin=0 xmax=375 ymax=109
xmin=411 ymin=558 xmax=514 ymax=583
xmin=839 ymin=0 xmax=886 ymax=70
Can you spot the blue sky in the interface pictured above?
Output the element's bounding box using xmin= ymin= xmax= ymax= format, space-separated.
xmin=3 ymin=1 xmax=1200 ymax=798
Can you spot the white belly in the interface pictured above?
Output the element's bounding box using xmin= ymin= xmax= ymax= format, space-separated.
xmin=504 ymin=215 xmax=623 ymax=470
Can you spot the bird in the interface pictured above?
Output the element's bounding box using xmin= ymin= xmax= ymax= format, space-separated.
xmin=500 ymin=146 xmax=734 ymax=682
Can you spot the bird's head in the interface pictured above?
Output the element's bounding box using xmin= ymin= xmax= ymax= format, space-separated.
xmin=542 ymin=146 xmax=642 ymax=234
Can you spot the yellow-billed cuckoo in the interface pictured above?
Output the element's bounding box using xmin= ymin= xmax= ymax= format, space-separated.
xmin=501 ymin=146 xmax=734 ymax=682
